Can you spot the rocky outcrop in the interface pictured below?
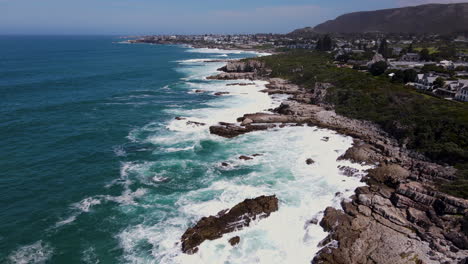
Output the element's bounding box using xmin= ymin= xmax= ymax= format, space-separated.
xmin=312 ymin=138 xmax=468 ymax=264
xmin=207 ymin=72 xmax=256 ymax=80
xmin=205 ymin=58 xmax=468 ymax=263
xmin=207 ymin=60 xmax=269 ymax=80
xmin=181 ymin=195 xmax=279 ymax=254
xmin=229 ymin=236 xmax=240 ymax=246
xmin=218 ymin=60 xmax=265 ymax=73
xmin=186 ymin=121 xmax=206 ymax=126
xmin=214 ymin=92 xmax=229 ymax=96
xmin=209 ymin=123 xmax=276 ymax=138
xmin=238 ymin=113 xmax=311 ymax=124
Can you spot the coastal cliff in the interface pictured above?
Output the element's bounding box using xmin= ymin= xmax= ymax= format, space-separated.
xmin=198 ymin=59 xmax=468 ymax=263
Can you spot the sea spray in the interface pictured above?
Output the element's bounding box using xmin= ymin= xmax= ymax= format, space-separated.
xmin=116 ymin=48 xmax=371 ymax=263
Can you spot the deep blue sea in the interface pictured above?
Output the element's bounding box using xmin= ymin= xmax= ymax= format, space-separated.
xmin=0 ymin=36 xmax=368 ymax=264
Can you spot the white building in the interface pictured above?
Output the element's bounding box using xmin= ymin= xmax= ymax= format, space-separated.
xmin=454 ymin=80 xmax=468 ymax=102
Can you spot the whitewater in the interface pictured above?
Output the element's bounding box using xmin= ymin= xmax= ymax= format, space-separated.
xmin=4 ymin=42 xmax=370 ymax=264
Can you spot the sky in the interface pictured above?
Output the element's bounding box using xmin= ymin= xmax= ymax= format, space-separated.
xmin=0 ymin=0 xmax=467 ymax=35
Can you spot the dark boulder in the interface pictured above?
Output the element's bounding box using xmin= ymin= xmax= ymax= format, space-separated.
xmin=228 ymin=236 xmax=240 ymax=246
xmin=214 ymin=92 xmax=230 ymax=96
xmin=186 ymin=121 xmax=206 ymax=126
xmin=181 ymin=195 xmax=279 ymax=254
xmin=209 ymin=123 xmax=275 ymax=138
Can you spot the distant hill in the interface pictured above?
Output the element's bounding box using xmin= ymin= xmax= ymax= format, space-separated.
xmin=296 ymin=3 xmax=468 ymax=34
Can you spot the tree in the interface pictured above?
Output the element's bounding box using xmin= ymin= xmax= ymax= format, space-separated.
xmin=315 ymin=38 xmax=323 ymax=51
xmin=434 ymin=77 xmax=445 ymax=88
xmin=391 ymin=70 xmax=406 ymax=83
xmin=316 ymin=35 xmax=333 ymax=51
xmin=336 ymin=54 xmax=350 ymax=63
xmin=322 ymin=35 xmax=333 ymax=51
xmin=369 ymin=61 xmax=388 ymax=76
xmin=403 ymin=69 xmax=418 ymax=83
xmin=419 ymin=48 xmax=431 ymax=61
xmin=408 ymin=43 xmax=414 ymax=53
xmin=378 ymin=38 xmax=390 ymax=58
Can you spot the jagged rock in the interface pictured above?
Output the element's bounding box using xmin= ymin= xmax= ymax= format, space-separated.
xmin=221 ymin=162 xmax=229 ymax=167
xmin=396 ymin=182 xmax=437 ymax=207
xmin=214 ymin=92 xmax=230 ymax=96
xmin=218 ymin=60 xmax=265 ymax=73
xmin=175 ymin=117 xmax=186 ymax=120
xmin=238 ymin=112 xmax=310 ymax=124
xmin=445 ymin=232 xmax=468 ymax=250
xmin=367 ymin=164 xmax=410 ymax=187
xmin=239 ymin=155 xmax=253 ymax=161
xmin=337 ymin=140 xmax=383 ymax=164
xmin=314 ymin=206 xmax=439 ymax=264
xmin=186 ymin=121 xmax=206 ymax=126
xmin=228 ymin=236 xmax=240 ymax=246
xmin=209 ymin=123 xmax=275 ymax=138
xmin=226 ymin=82 xmax=255 ymax=86
xmin=201 ymin=59 xmax=468 ymax=262
xmin=181 ymin=195 xmax=278 ymax=254
xmin=338 ymin=165 xmax=359 ymax=177
xmin=310 ymin=82 xmax=333 ymax=106
xmin=241 ymin=118 xmax=253 ymax=126
xmin=306 ymin=158 xmax=315 ymax=165
xmin=309 ymin=217 xmax=319 ymax=225
xmin=195 ymin=90 xmax=204 ymax=93
xmin=207 ymin=72 xmax=256 ymax=80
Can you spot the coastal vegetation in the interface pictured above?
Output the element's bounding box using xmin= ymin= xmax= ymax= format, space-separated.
xmin=254 ymin=51 xmax=468 ymax=198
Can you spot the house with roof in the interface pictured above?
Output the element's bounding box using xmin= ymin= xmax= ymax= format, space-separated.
xmin=401 ymin=53 xmax=420 ymax=62
xmin=454 ymin=80 xmax=468 ymax=102
xmin=439 ymin=60 xmax=455 ymax=70
xmin=414 ymin=73 xmax=438 ymax=90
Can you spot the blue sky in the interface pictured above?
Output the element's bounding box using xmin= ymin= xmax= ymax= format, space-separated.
xmin=0 ymin=0 xmax=466 ymax=35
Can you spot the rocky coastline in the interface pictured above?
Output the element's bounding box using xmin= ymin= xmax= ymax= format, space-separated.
xmin=181 ymin=59 xmax=468 ymax=263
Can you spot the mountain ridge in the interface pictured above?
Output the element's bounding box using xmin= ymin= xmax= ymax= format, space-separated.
xmin=293 ymin=3 xmax=468 ymax=34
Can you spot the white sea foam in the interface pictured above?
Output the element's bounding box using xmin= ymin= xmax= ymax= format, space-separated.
xmin=186 ymin=48 xmax=246 ymax=54
xmin=186 ymin=48 xmax=270 ymax=57
xmin=54 ymin=215 xmax=77 ymax=228
xmin=115 ymin=49 xmax=369 ymax=263
xmin=175 ymin=58 xmax=214 ymax=64
xmin=113 ymin=145 xmax=127 ymax=157
xmin=161 ymin=80 xmax=277 ymax=136
xmin=164 ymin=146 xmax=195 ymax=152
xmin=82 ymin=247 xmax=100 ymax=264
xmin=73 ymin=197 xmax=102 ymax=213
xmin=8 ymin=241 xmax=53 ymax=264
xmin=118 ymin=127 xmax=371 ymax=264
xmin=105 ymin=188 xmax=148 ymax=205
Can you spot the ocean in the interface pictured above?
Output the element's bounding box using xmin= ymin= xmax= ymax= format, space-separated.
xmin=0 ymin=36 xmax=369 ymax=263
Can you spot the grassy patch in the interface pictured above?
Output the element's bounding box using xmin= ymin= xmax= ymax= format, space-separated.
xmin=414 ymin=47 xmax=438 ymax=54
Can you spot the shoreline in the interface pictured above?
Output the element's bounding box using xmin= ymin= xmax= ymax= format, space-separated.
xmin=124 ymin=38 xmax=279 ymax=55
xmin=173 ymin=48 xmax=369 ymax=262
xmin=198 ymin=58 xmax=468 ymax=263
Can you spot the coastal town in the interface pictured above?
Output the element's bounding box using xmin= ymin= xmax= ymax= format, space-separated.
xmin=128 ymin=33 xmax=468 ymax=102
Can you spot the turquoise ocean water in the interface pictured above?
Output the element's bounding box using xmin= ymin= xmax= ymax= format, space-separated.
xmin=0 ymin=36 xmax=369 ymax=264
